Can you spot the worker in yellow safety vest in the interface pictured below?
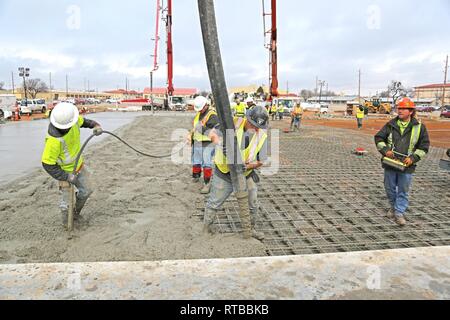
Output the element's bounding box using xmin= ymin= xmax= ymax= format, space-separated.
xmin=235 ymin=97 xmax=247 ymax=118
xmin=290 ymin=103 xmax=303 ymax=132
xmin=270 ymin=103 xmax=278 ymax=121
xmin=188 ymin=96 xmax=219 ymax=194
xmin=356 ymin=105 xmax=365 ymax=129
xmin=203 ymin=106 xmax=269 ymax=240
xmin=41 ymin=103 xmax=103 ymax=227
xmin=277 ymin=103 xmax=285 ymax=120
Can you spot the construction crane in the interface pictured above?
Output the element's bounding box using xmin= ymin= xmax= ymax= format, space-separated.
xmin=262 ymin=0 xmax=278 ymax=99
xmin=151 ymin=0 xmax=161 ymax=72
xmin=163 ymin=0 xmax=174 ymax=99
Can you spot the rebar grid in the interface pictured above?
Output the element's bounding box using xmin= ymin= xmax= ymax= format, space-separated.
xmin=197 ymin=124 xmax=450 ymax=256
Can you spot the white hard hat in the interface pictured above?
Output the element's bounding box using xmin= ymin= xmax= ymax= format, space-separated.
xmin=194 ymin=96 xmax=209 ymax=112
xmin=245 ymin=97 xmax=254 ymax=104
xmin=50 ymin=102 xmax=79 ymax=130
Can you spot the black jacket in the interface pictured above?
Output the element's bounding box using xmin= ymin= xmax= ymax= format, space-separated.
xmin=374 ymin=117 xmax=430 ymax=174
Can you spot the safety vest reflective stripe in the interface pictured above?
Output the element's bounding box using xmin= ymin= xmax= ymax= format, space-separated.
xmin=214 ymin=118 xmax=267 ymax=177
xmin=44 ymin=117 xmax=83 ymax=173
xmin=408 ymin=123 xmax=422 ymax=155
xmin=193 ymin=109 xmax=216 ymax=142
xmin=235 ymin=103 xmax=246 ymax=117
xmin=386 ymin=123 xmax=422 ymax=156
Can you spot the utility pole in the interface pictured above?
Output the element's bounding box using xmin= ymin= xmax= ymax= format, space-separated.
xmin=18 ymin=67 xmax=30 ymax=101
xmin=358 ymin=69 xmax=361 ymax=103
xmin=49 ymin=72 xmax=52 ymax=91
xmin=318 ymin=80 xmax=325 ymax=104
xmin=66 ymin=75 xmax=69 ymax=98
xmin=286 ymin=80 xmax=289 ymax=95
xmin=442 ymin=54 xmax=448 ymax=107
xmin=11 ymin=71 xmax=15 ymax=94
xmin=88 ymin=80 xmax=90 ymax=93
xmin=315 ymin=76 xmax=318 ymax=94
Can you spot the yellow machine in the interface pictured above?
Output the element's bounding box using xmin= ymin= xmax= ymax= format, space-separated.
xmin=364 ymin=98 xmax=391 ymax=114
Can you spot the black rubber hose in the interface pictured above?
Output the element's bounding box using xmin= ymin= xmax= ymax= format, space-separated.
xmin=72 ymin=131 xmax=187 ymax=175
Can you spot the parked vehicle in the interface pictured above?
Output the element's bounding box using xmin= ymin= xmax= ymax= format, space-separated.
xmin=272 ymin=97 xmax=302 ymax=115
xmin=169 ymin=96 xmax=187 ymax=111
xmin=440 ymin=105 xmax=450 ymax=118
xmin=19 ymin=99 xmax=47 ymax=115
xmin=0 ymin=94 xmax=17 ymax=120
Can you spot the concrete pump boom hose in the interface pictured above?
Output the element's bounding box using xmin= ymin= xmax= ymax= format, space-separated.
xmin=72 ymin=131 xmax=187 ymax=175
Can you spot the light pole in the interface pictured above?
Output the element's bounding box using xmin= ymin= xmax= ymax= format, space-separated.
xmin=18 ymin=67 xmax=30 ymax=102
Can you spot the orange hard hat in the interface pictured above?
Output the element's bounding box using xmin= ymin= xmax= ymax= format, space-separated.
xmin=397 ymin=97 xmax=416 ymax=109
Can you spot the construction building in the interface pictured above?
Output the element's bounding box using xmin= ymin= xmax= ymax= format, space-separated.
xmin=143 ymin=87 xmax=198 ymax=100
xmin=414 ymin=83 xmax=450 ymax=105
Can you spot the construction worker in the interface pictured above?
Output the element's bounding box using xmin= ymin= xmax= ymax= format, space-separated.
xmin=235 ymin=97 xmax=247 ymax=118
xmin=277 ymin=103 xmax=285 ymax=120
xmin=204 ymin=106 xmax=269 ymax=240
xmin=270 ymin=102 xmax=278 ymax=121
xmin=188 ymin=96 xmax=219 ymax=194
xmin=356 ymin=105 xmax=365 ymax=129
xmin=245 ymin=97 xmax=256 ymax=111
xmin=374 ymin=97 xmax=430 ymax=226
xmin=41 ymin=103 xmax=103 ymax=227
xmin=290 ymin=103 xmax=303 ymax=132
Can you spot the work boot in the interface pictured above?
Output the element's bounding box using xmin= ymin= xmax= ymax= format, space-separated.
xmin=386 ymin=208 xmax=395 ymax=219
xmin=395 ymin=215 xmax=407 ymax=226
xmin=193 ymin=177 xmax=200 ymax=183
xmin=200 ymin=182 xmax=211 ymax=194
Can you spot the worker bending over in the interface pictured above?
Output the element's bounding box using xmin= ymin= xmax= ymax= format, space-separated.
xmin=204 ymin=106 xmax=269 ymax=240
xmin=41 ymin=103 xmax=102 ymax=227
xmin=189 ymin=96 xmax=219 ymax=194
xmin=374 ymin=98 xmax=429 ymax=226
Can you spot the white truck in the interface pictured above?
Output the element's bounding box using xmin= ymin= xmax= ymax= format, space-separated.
xmin=19 ymin=99 xmax=47 ymax=115
xmin=169 ymin=96 xmax=187 ymax=112
xmin=0 ymin=94 xmax=17 ymax=120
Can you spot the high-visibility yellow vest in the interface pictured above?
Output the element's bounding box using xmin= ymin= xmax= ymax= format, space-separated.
xmin=215 ymin=118 xmax=267 ymax=177
xmin=235 ymin=103 xmax=246 ymax=117
xmin=193 ymin=109 xmax=217 ymax=142
xmin=278 ymin=105 xmax=285 ymax=113
xmin=293 ymin=106 xmax=303 ymax=116
xmin=271 ymin=104 xmax=277 ymax=113
xmin=41 ymin=116 xmax=84 ymax=173
xmin=356 ymin=108 xmax=365 ymax=119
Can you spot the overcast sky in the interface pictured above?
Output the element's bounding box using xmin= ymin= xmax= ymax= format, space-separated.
xmin=0 ymin=0 xmax=449 ymax=95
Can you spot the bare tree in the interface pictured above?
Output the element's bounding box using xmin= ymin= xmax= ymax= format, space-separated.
xmin=300 ymin=89 xmax=314 ymax=101
xmin=388 ymin=81 xmax=407 ymax=106
xmin=24 ymin=79 xmax=48 ymax=99
xmin=0 ymin=81 xmax=5 ymax=91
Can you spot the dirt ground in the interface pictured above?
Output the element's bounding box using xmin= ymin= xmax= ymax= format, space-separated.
xmin=299 ymin=114 xmax=450 ymax=149
xmin=0 ymin=115 xmax=265 ymax=264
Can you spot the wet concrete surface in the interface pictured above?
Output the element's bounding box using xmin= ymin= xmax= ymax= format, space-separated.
xmin=0 ymin=112 xmax=149 ymax=186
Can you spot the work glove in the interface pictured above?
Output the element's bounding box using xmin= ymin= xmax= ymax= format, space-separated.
xmin=403 ymin=157 xmax=414 ymax=167
xmin=385 ymin=150 xmax=395 ymax=159
xmin=67 ymin=174 xmax=80 ymax=187
xmin=93 ymin=126 xmax=103 ymax=136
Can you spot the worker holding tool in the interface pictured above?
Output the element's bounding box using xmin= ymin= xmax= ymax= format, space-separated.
xmin=204 ymin=106 xmax=268 ymax=240
xmin=41 ymin=102 xmax=102 ymax=227
xmin=188 ymin=96 xmax=219 ymax=194
xmin=356 ymin=105 xmax=365 ymax=129
xmin=374 ymin=97 xmax=430 ymax=226
xmin=290 ymin=103 xmax=303 ymax=132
